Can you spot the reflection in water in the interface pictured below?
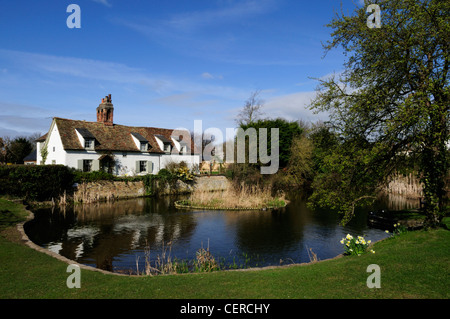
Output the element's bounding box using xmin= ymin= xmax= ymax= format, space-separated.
xmin=25 ymin=194 xmax=409 ymax=273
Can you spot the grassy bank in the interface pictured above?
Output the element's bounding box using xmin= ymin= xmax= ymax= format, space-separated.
xmin=0 ymin=198 xmax=448 ymax=299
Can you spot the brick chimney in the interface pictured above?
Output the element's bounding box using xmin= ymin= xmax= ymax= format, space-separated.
xmin=96 ymin=94 xmax=114 ymax=126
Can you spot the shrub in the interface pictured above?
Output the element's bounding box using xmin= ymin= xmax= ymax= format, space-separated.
xmin=176 ymin=166 xmax=194 ymax=182
xmin=72 ymin=169 xmax=115 ymax=183
xmin=0 ymin=165 xmax=74 ymax=201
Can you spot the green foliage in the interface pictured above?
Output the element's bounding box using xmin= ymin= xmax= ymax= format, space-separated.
xmin=6 ymin=137 xmax=33 ymax=164
xmin=240 ymin=118 xmax=303 ymax=168
xmin=228 ymin=118 xmax=303 ymax=190
xmin=0 ymin=165 xmax=74 ymax=201
xmin=309 ymin=0 xmax=449 ymax=226
xmin=40 ymin=146 xmax=48 ymax=164
xmin=265 ymin=197 xmax=286 ymax=208
xmin=392 ymin=223 xmax=408 ymax=237
xmin=72 ymin=169 xmax=115 ymax=183
xmin=137 ymin=167 xmax=194 ymax=196
xmin=286 ymin=135 xmax=314 ymax=188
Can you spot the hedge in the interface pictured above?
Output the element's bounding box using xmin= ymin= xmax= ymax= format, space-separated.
xmin=0 ymin=165 xmax=74 ymax=201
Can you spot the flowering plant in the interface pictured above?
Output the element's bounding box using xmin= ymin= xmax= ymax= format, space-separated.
xmin=340 ymin=234 xmax=375 ymax=256
xmin=393 ymin=223 xmax=407 ymax=236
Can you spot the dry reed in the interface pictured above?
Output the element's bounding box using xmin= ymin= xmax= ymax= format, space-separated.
xmin=189 ymin=183 xmax=286 ymax=209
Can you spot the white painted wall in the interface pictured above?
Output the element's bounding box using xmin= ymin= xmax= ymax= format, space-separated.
xmin=64 ymin=151 xmax=162 ymax=176
xmin=160 ymin=154 xmax=201 ymax=171
xmin=41 ymin=122 xmax=67 ymax=165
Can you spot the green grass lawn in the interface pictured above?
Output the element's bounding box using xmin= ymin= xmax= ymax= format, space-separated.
xmin=0 ymin=198 xmax=449 ymax=299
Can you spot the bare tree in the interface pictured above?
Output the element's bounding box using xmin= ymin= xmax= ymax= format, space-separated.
xmin=235 ymin=90 xmax=264 ymax=127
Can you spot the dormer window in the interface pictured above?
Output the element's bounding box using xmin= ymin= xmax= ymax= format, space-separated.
xmin=155 ymin=134 xmax=173 ymax=154
xmin=131 ymin=132 xmax=149 ymax=153
xmin=140 ymin=142 xmax=148 ymax=152
xmin=75 ymin=128 xmax=96 ymax=151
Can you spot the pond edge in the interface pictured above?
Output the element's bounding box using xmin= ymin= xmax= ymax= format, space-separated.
xmin=16 ymin=200 xmax=383 ymax=278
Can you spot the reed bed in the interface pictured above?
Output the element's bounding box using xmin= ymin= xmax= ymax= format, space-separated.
xmin=184 ymin=184 xmax=287 ymax=210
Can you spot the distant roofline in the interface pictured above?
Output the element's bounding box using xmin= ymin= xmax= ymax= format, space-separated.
xmin=52 ymin=117 xmax=179 ymax=132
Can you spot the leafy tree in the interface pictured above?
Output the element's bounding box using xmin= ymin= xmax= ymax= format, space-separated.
xmin=240 ymin=118 xmax=303 ymax=169
xmin=287 ymin=134 xmax=314 ymax=188
xmin=309 ymin=0 xmax=449 ymax=226
xmin=0 ymin=137 xmax=6 ymax=163
xmin=8 ymin=137 xmax=33 ymax=164
xmin=308 ymin=122 xmax=340 ymax=173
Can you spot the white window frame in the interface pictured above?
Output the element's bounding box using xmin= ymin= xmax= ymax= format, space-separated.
xmin=84 ymin=139 xmax=94 ymax=150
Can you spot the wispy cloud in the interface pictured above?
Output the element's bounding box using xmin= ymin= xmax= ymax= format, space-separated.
xmin=0 ymin=49 xmax=173 ymax=93
xmin=0 ymin=101 xmax=55 ymax=137
xmin=115 ymin=0 xmax=280 ymax=64
xmin=0 ymin=48 xmax=251 ymax=130
xmin=164 ymin=0 xmax=276 ymax=32
xmin=201 ymin=72 xmax=223 ymax=80
xmin=91 ymin=0 xmax=112 ymax=8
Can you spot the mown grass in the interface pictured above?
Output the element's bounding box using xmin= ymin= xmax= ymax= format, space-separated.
xmin=0 ymin=198 xmax=448 ymax=299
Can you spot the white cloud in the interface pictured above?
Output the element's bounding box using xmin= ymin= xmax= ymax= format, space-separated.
xmin=263 ymin=91 xmax=329 ymax=123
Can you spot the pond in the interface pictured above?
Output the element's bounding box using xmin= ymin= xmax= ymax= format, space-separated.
xmin=24 ymin=193 xmax=419 ymax=274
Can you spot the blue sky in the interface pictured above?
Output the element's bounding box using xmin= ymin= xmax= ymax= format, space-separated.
xmin=0 ymin=0 xmax=365 ymax=138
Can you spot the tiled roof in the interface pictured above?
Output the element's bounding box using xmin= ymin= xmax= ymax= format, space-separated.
xmin=75 ymin=128 xmax=95 ymax=139
xmin=52 ymin=117 xmax=199 ymax=154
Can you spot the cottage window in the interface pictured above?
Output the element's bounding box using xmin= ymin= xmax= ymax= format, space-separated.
xmin=164 ymin=144 xmax=171 ymax=153
xmin=140 ymin=142 xmax=148 ymax=152
xmin=83 ymin=160 xmax=93 ymax=172
xmin=84 ymin=139 xmax=94 ymax=150
xmin=139 ymin=161 xmax=147 ymax=173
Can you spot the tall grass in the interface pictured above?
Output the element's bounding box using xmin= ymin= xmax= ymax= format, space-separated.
xmin=188 ymin=184 xmax=287 ymax=210
xmin=135 ymin=240 xmax=219 ymax=276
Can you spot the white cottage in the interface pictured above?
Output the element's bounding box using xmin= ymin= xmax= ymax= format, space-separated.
xmin=36 ymin=95 xmax=201 ymax=176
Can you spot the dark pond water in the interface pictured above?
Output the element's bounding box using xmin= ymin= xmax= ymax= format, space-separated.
xmin=24 ymin=193 xmax=419 ymax=274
